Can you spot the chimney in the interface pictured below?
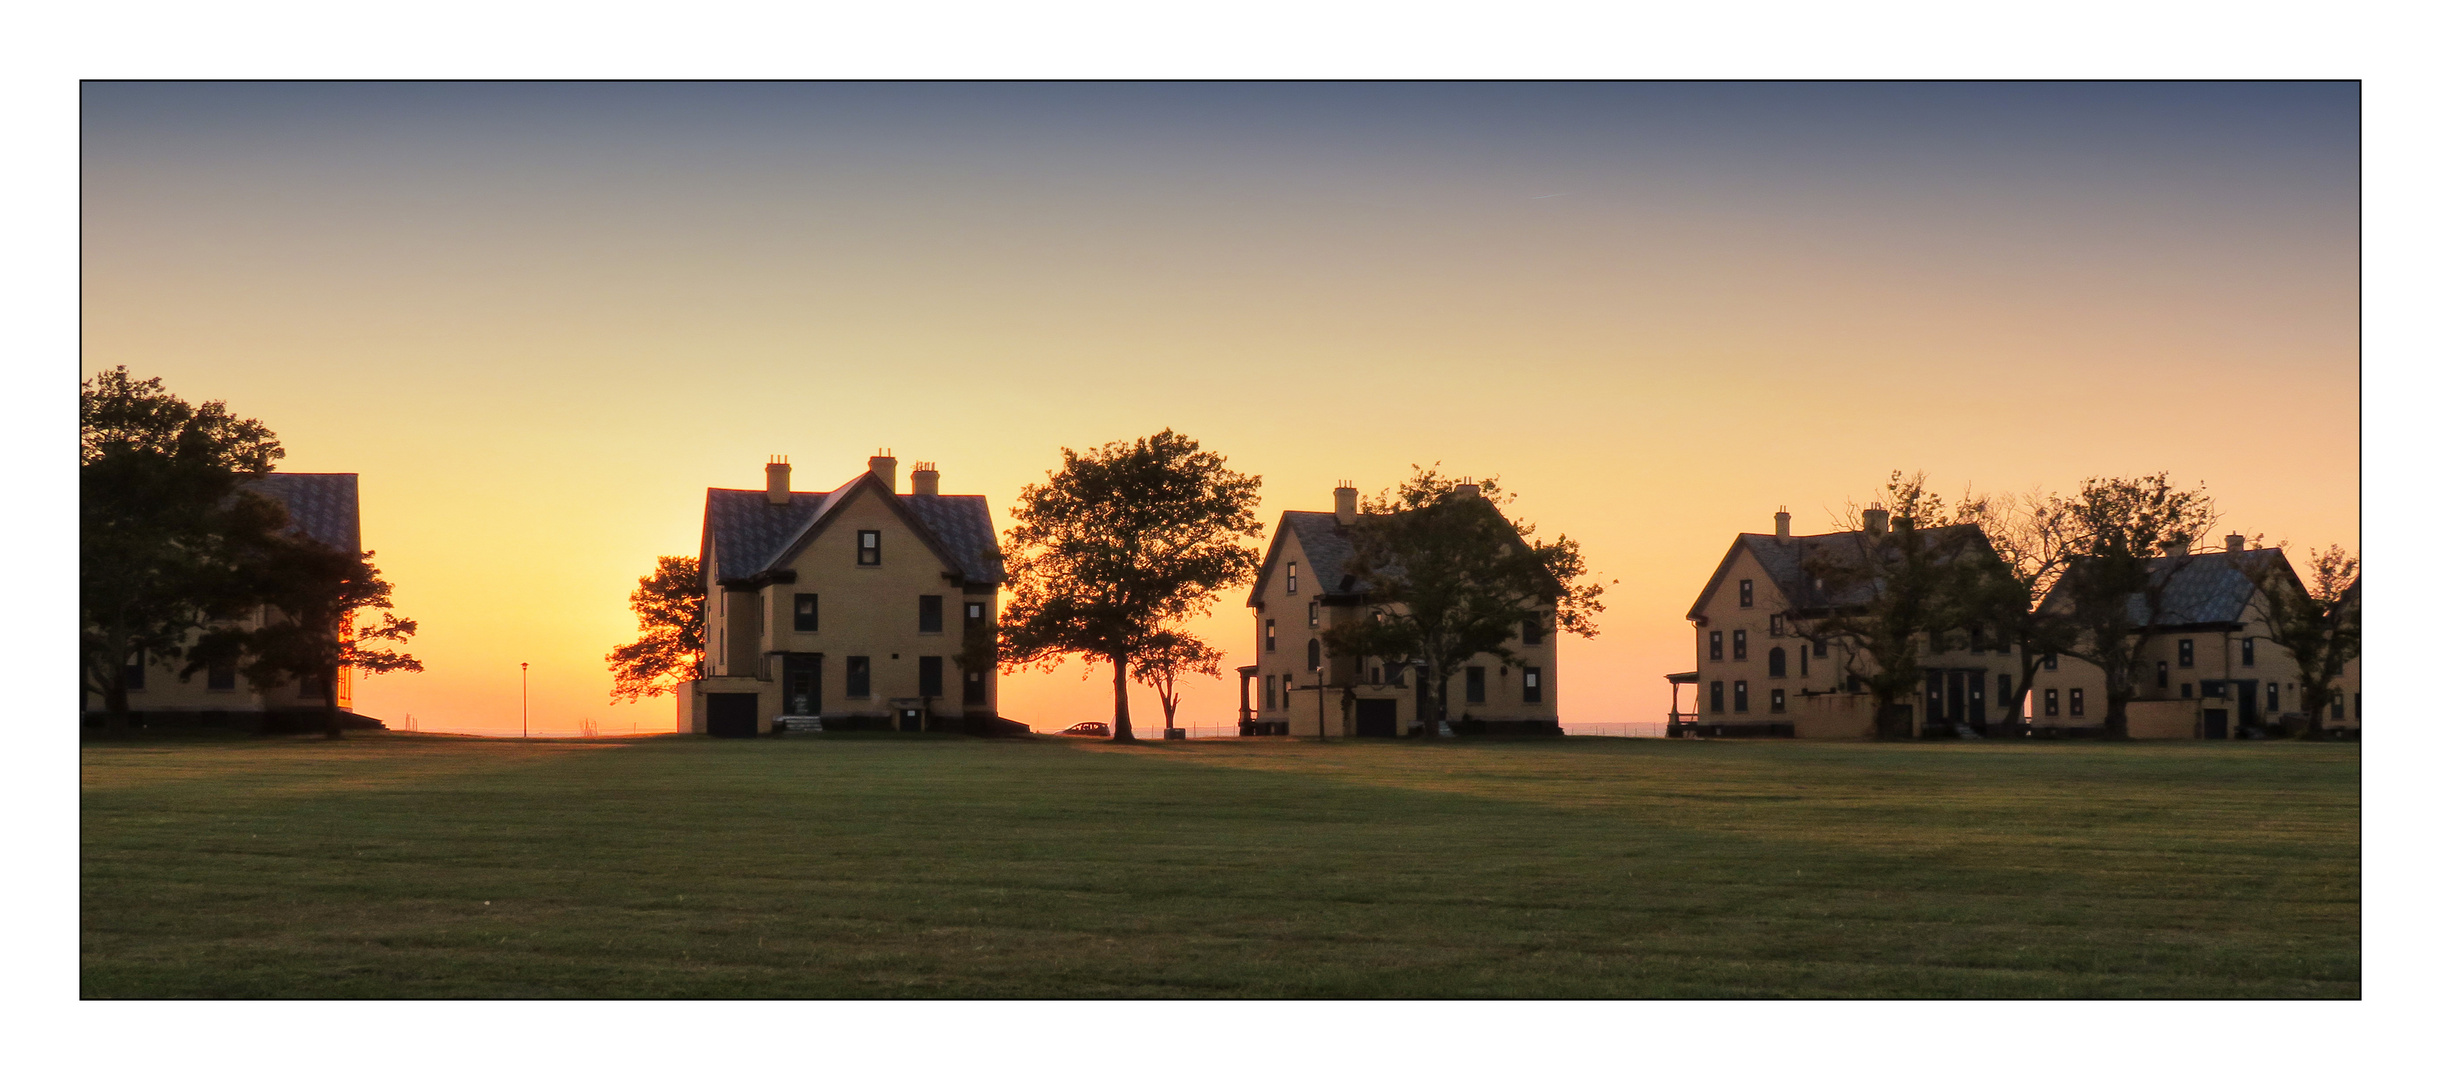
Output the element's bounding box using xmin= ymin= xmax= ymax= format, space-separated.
xmin=868 ymin=448 xmax=897 ymax=493
xmin=1453 ymin=478 xmax=1481 ymax=500
xmin=1333 ymin=482 xmax=1358 ymax=525
xmin=2225 ymin=533 xmax=2246 ymax=553
xmin=1774 ymin=507 xmax=1791 ymax=543
xmin=911 ymin=461 xmax=940 ymax=497
xmin=764 ymin=456 xmax=790 ymax=506
xmin=2163 ymin=538 xmax=2190 ymax=558
xmin=1861 ymin=504 xmax=1889 ymax=536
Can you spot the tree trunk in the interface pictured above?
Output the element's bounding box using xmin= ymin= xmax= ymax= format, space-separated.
xmin=1110 ymin=653 xmax=1136 ymax=741
xmin=2295 ymin=687 xmax=2329 ymax=741
xmin=323 ymin=668 xmax=345 ymax=739
xmin=2103 ymin=695 xmax=2129 ymax=740
xmin=1423 ymin=670 xmax=1446 ymax=739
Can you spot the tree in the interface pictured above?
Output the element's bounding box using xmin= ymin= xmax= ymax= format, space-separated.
xmin=80 ymin=367 xmax=285 ymax=736
xmin=1319 ymin=466 xmax=1606 ymax=738
xmin=999 ymin=430 xmax=1265 ymax=742
xmin=1959 ymin=489 xmax=2085 ymax=734
xmin=606 ymin=555 xmax=706 ymax=702
xmin=2243 ymin=546 xmax=2359 ymax=740
xmin=1129 ymin=630 xmax=1225 ymax=735
xmin=2050 ymin=474 xmax=2218 ymax=739
xmin=208 ymin=529 xmax=422 ymax=738
xmin=1789 ymin=473 xmax=1989 ymax=739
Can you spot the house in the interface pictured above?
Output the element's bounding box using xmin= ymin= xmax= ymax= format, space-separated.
xmin=2026 ymin=536 xmax=2360 ymax=739
xmin=83 ymin=472 xmax=373 ymax=730
xmin=679 ymin=453 xmax=1009 ymax=737
xmin=1239 ymin=482 xmax=1560 ymax=738
xmin=1682 ymin=507 xmax=2004 ymax=738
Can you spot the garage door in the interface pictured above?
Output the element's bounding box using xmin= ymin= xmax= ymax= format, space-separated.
xmin=707 ymin=693 xmax=760 ymax=738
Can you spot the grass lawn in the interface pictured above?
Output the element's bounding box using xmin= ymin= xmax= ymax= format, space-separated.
xmin=80 ymin=732 xmax=2359 ymax=998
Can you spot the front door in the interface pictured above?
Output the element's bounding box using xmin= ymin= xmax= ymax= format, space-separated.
xmin=1355 ymin=698 xmax=1398 ymax=737
xmin=1946 ymin=671 xmax=1968 ymax=726
xmin=707 ymin=693 xmax=759 ymax=738
xmin=2235 ymin=680 xmax=2260 ymax=731
xmin=783 ymin=654 xmax=822 ymax=717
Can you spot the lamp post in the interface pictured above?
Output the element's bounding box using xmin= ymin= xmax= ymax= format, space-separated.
xmin=521 ymin=662 xmax=529 ymax=738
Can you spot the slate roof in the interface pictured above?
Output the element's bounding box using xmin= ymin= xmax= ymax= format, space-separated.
xmin=2040 ymin=548 xmax=2295 ymax=627
xmin=701 ymin=472 xmax=1004 ymax=586
xmin=244 ymin=473 xmax=361 ymax=555
xmin=1688 ymin=524 xmax=1991 ymax=619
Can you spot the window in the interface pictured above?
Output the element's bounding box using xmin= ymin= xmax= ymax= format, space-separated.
xmin=846 ymin=656 xmax=872 ymax=698
xmin=1708 ymin=631 xmax=1723 ymax=661
xmin=1263 ymin=675 xmax=1276 ymax=710
xmin=1522 ymin=613 xmax=1544 ymax=646
xmin=2044 ymin=688 xmax=2059 ymax=717
xmin=2241 ymin=638 xmax=2255 ymax=666
xmin=1767 ymin=647 xmax=1786 ymax=678
xmin=1370 ymin=666 xmax=1382 ymax=685
xmin=299 ymin=673 xmax=326 ymax=701
xmin=919 ymin=595 xmax=944 ymax=633
xmin=1287 ymin=561 xmax=1298 ymax=594
xmin=2177 ymin=639 xmax=2194 ymax=668
xmin=1306 ymin=639 xmax=1322 ymax=672
xmin=123 ymin=649 xmax=145 ymax=691
xmin=965 ymin=667 xmax=986 ymax=705
xmin=966 ymin=601 xmax=987 ymax=626
xmin=1709 ymin=680 xmax=1725 ymax=713
xmin=2156 ymin=660 xmax=2170 ymax=689
xmin=919 ymin=657 xmax=944 ymax=697
xmin=207 ymin=658 xmax=237 ymax=691
xmin=1799 ymin=647 xmax=1809 ymax=678
xmin=1770 ymin=687 xmax=1786 ymax=713
xmin=1466 ymin=667 xmax=1486 ymax=704
xmin=1768 ymin=614 xmax=1784 ymax=637
xmin=1283 ymin=673 xmax=1295 ymax=694
xmin=1733 ymin=630 xmax=1747 ymax=660
xmin=1523 ymin=667 xmax=1542 ymax=703
xmin=2043 ymin=653 xmax=2058 ymax=670
xmin=2330 ymin=696 xmax=2344 ymax=721
xmin=2069 ymin=688 xmax=2085 ymax=717
xmin=1969 ymin=626 xmax=1986 ymax=654
xmin=1997 ymin=674 xmax=2012 ymax=716
xmin=1738 ymin=579 xmax=1753 ymax=607
xmin=2267 ymin=683 xmax=2280 ymax=712
xmin=1265 ymin=620 xmax=1277 ymax=652
xmin=2180 ymin=683 xmax=2193 ymax=699
xmin=856 ymin=530 xmax=881 ymax=565
xmin=1812 ymin=639 xmax=1827 ymax=658
xmin=794 ymin=592 xmax=819 ymax=632
xmin=1308 ymin=602 xmax=1318 ymax=629
xmin=1733 ymin=680 xmax=1749 ymax=713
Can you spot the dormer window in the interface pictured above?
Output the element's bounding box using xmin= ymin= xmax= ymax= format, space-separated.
xmin=1287 ymin=561 xmax=1298 ymax=594
xmin=857 ymin=530 xmax=881 ymax=566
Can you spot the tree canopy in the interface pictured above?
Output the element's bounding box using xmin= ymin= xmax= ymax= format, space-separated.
xmin=2049 ymin=473 xmax=2218 ymax=738
xmin=607 ymin=555 xmax=706 ymax=702
xmin=2242 ymin=545 xmax=2358 ymax=740
xmin=998 ymin=430 xmax=1264 ymax=741
xmin=1789 ymin=473 xmax=1990 ymax=738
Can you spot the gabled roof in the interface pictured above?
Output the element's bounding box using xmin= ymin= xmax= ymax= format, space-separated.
xmin=1687 ymin=524 xmax=1991 ymax=621
xmin=1247 ymin=503 xmax=1557 ymax=606
xmin=244 ymin=472 xmax=360 ymax=555
xmin=700 ymin=470 xmax=1003 ymax=587
xmin=2040 ymin=548 xmax=2296 ymax=628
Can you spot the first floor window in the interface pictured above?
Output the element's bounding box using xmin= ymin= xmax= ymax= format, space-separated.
xmin=2044 ymin=688 xmax=2059 ymax=717
xmin=919 ymin=656 xmax=944 ymax=697
xmin=2331 ymin=696 xmax=2345 ymax=721
xmin=1769 ymin=687 xmax=1785 ymax=713
xmin=207 ymin=658 xmax=237 ymax=691
xmin=123 ymin=649 xmax=146 ymax=691
xmin=2241 ymin=638 xmax=2256 ymax=666
xmin=1733 ymin=629 xmax=1748 ymax=660
xmin=2156 ymin=660 xmax=2170 ymax=689
xmin=846 ymin=656 xmax=872 ymax=698
xmin=1465 ymin=667 xmax=1486 ymax=704
xmin=1799 ymin=647 xmax=1809 ymax=677
xmin=1306 ymin=638 xmax=1322 ymax=672
xmin=2069 ymin=688 xmax=2085 ymax=717
xmin=1997 ymin=674 xmax=2013 ymax=716
xmin=1264 ymin=675 xmax=1277 ymax=710
xmin=965 ymin=667 xmax=986 ymax=705
xmin=2180 ymin=683 xmax=2193 ymax=699
xmin=2267 ymin=683 xmax=2280 ymax=712
xmin=1733 ymin=680 xmax=1749 ymax=713
xmin=1767 ymin=647 xmax=1786 ymax=678
xmin=2177 ymin=638 xmax=2195 ymax=667
xmin=1709 ymin=680 xmax=1725 ymax=713
xmin=919 ymin=595 xmax=944 ymax=633
xmin=1522 ymin=667 xmax=1542 ymax=703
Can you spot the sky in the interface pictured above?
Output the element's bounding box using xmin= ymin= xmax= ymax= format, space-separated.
xmin=78 ymin=81 xmax=2361 ymax=736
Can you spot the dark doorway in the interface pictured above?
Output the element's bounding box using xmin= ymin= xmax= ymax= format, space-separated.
xmin=898 ymin=708 xmax=924 ymax=733
xmin=782 ymin=654 xmax=822 ymax=717
xmin=1946 ymin=670 xmax=1968 ymax=726
xmin=2203 ymin=708 xmax=2229 ymax=740
xmin=1966 ymin=671 xmax=1987 ymax=729
xmin=1415 ymin=667 xmax=1432 ymax=733
xmin=1355 ymin=698 xmax=1398 ymax=737
xmin=2234 ymin=679 xmax=2260 ymax=732
xmin=707 ymin=693 xmax=759 ymax=738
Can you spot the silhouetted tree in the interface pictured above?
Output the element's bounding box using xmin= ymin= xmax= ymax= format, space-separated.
xmin=80 ymin=367 xmax=285 ymax=736
xmin=208 ymin=530 xmax=422 ymax=738
xmin=2243 ymin=545 xmax=2359 ymax=740
xmin=1960 ymin=488 xmax=2085 ymax=734
xmin=1130 ymin=630 xmax=1225 ymax=735
xmin=1789 ymin=473 xmax=1990 ymax=739
xmin=2050 ymin=474 xmax=2218 ymax=738
xmin=1320 ymin=466 xmax=1606 ymax=738
xmin=999 ymin=430 xmax=1264 ymax=742
xmin=606 ymin=555 xmax=706 ymax=702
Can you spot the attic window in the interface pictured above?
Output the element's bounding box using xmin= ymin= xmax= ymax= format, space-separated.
xmin=1738 ymin=579 xmax=1753 ymax=608
xmin=857 ymin=530 xmax=881 ymax=566
xmin=1287 ymin=562 xmax=1298 ymax=594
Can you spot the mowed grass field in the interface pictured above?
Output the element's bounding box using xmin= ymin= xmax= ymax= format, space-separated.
xmin=81 ymin=732 xmax=2359 ymax=998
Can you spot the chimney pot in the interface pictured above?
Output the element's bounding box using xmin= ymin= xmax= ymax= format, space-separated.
xmin=1333 ymin=483 xmax=1358 ymax=525
xmin=912 ymin=462 xmax=940 ymax=497
xmin=764 ymin=457 xmax=791 ymax=506
xmin=1774 ymin=508 xmax=1791 ymax=543
xmin=869 ymin=451 xmax=898 ymax=493
xmin=2225 ymin=533 xmax=2246 ymax=553
xmin=1453 ymin=482 xmax=1481 ymax=500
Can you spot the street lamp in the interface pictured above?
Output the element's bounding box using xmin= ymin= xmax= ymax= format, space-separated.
xmin=521 ymin=662 xmax=529 ymax=738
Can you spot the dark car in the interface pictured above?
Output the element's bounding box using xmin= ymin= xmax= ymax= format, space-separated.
xmin=1057 ymin=722 xmax=1110 ymax=737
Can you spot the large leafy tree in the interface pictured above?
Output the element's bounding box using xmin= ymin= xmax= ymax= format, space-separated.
xmin=2242 ymin=546 xmax=2359 ymax=740
xmin=2050 ymin=474 xmax=2218 ymax=738
xmin=999 ymin=429 xmax=1264 ymax=742
xmin=1319 ymin=466 xmax=1606 ymax=738
xmin=80 ymin=367 xmax=285 ymax=735
xmin=1790 ymin=473 xmax=1988 ymax=739
xmin=606 ymin=555 xmax=706 ymax=702
xmin=201 ymin=531 xmax=422 ymax=738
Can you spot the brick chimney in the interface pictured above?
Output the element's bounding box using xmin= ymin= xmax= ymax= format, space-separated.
xmin=868 ymin=449 xmax=897 ymax=493
xmin=2225 ymin=533 xmax=2246 ymax=553
xmin=764 ymin=456 xmax=791 ymax=506
xmin=911 ymin=461 xmax=940 ymax=497
xmin=1861 ymin=504 xmax=1888 ymax=536
xmin=1775 ymin=507 xmax=1791 ymax=543
xmin=1333 ymin=482 xmax=1358 ymax=525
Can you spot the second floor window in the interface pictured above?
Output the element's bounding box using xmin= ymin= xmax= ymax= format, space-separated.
xmin=2043 ymin=653 xmax=2058 ymax=670
xmin=1768 ymin=614 xmax=1783 ymax=637
xmin=1733 ymin=630 xmax=1748 ymax=660
xmin=1738 ymin=579 xmax=1753 ymax=607
xmin=919 ymin=595 xmax=944 ymax=633
xmin=794 ymin=593 xmax=819 ymax=632
xmin=2069 ymin=688 xmax=2085 ymax=716
xmin=2241 ymin=638 xmax=2256 ymax=666
xmin=857 ymin=530 xmax=881 ymax=566
xmin=1708 ymin=631 xmax=1723 ymax=661
xmin=1306 ymin=639 xmax=1322 ymax=672
xmin=1308 ymin=602 xmax=1318 ymax=628
xmin=1522 ymin=613 xmax=1544 ymax=646
xmin=1767 ymin=647 xmax=1786 ymax=678
xmin=1709 ymin=680 xmax=1725 ymax=713
xmin=966 ymin=601 xmax=987 ymax=624
xmin=2178 ymin=639 xmax=2195 ymax=667
xmin=1812 ymin=639 xmax=1827 ymax=658
xmin=1266 ymin=620 xmax=1277 ymax=652
xmin=1770 ymin=688 xmax=1786 ymax=713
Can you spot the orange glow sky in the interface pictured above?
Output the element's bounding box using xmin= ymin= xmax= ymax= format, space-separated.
xmin=78 ymin=83 xmax=2359 ymax=736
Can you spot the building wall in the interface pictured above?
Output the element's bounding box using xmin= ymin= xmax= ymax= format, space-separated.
xmin=87 ymin=606 xmax=356 ymax=717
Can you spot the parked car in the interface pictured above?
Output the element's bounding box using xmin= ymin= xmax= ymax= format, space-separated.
xmin=1057 ymin=722 xmax=1109 ymax=737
